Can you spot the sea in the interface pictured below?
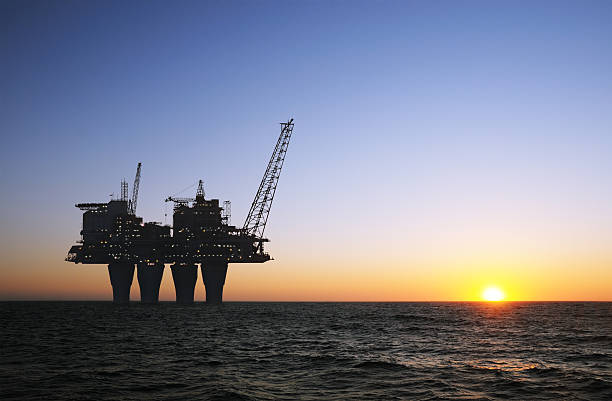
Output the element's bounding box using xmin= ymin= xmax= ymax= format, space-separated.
xmin=1 ymin=302 xmax=611 ymax=400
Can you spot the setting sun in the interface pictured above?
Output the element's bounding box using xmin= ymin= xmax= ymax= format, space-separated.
xmin=482 ymin=286 xmax=505 ymax=302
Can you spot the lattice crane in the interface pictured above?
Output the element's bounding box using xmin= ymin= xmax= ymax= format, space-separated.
xmin=129 ymin=162 xmax=142 ymax=215
xmin=243 ymin=118 xmax=294 ymax=244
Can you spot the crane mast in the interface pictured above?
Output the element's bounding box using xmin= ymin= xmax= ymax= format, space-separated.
xmin=243 ymin=118 xmax=294 ymax=241
xmin=129 ymin=162 xmax=142 ymax=215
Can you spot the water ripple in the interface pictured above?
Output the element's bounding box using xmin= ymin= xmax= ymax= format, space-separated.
xmin=1 ymin=302 xmax=611 ymax=400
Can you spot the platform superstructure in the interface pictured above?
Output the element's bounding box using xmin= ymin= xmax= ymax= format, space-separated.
xmin=66 ymin=119 xmax=294 ymax=303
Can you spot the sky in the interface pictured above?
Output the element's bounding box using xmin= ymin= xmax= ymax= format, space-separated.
xmin=1 ymin=0 xmax=611 ymax=301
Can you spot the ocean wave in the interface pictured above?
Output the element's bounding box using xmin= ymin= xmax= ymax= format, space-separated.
xmin=2 ymin=301 xmax=611 ymax=401
xmin=205 ymin=391 xmax=255 ymax=401
xmin=393 ymin=314 xmax=436 ymax=322
xmin=563 ymin=352 xmax=612 ymax=363
xmin=353 ymin=360 xmax=407 ymax=371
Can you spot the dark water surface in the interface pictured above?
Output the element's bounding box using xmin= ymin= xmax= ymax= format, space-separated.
xmin=1 ymin=302 xmax=611 ymax=400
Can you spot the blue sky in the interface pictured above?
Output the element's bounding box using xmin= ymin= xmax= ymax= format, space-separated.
xmin=1 ymin=0 xmax=611 ymax=300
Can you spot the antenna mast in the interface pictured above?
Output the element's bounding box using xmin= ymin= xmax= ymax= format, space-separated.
xmin=120 ymin=180 xmax=128 ymax=202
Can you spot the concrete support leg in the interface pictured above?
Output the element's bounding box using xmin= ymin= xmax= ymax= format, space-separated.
xmin=171 ymin=263 xmax=197 ymax=304
xmin=137 ymin=263 xmax=164 ymax=303
xmin=108 ymin=262 xmax=135 ymax=303
xmin=202 ymin=262 xmax=228 ymax=304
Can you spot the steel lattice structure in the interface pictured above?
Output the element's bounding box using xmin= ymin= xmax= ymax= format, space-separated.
xmin=129 ymin=162 xmax=141 ymax=215
xmin=243 ymin=118 xmax=294 ymax=241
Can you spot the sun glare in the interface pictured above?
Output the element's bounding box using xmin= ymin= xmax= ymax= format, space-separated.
xmin=482 ymin=286 xmax=505 ymax=302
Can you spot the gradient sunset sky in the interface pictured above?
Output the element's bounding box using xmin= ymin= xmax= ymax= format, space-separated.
xmin=1 ymin=0 xmax=611 ymax=301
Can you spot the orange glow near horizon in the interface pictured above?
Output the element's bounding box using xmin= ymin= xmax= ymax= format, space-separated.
xmin=1 ymin=250 xmax=612 ymax=301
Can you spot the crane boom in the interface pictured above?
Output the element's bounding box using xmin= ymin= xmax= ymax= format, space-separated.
xmin=164 ymin=196 xmax=194 ymax=204
xmin=129 ymin=162 xmax=141 ymax=215
xmin=243 ymin=118 xmax=294 ymax=239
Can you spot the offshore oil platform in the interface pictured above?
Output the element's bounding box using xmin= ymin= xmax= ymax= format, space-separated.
xmin=66 ymin=119 xmax=294 ymax=304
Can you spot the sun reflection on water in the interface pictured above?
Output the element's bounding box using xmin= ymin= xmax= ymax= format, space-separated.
xmin=468 ymin=359 xmax=544 ymax=372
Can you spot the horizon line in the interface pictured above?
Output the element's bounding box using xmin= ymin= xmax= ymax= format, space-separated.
xmin=1 ymin=299 xmax=611 ymax=303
